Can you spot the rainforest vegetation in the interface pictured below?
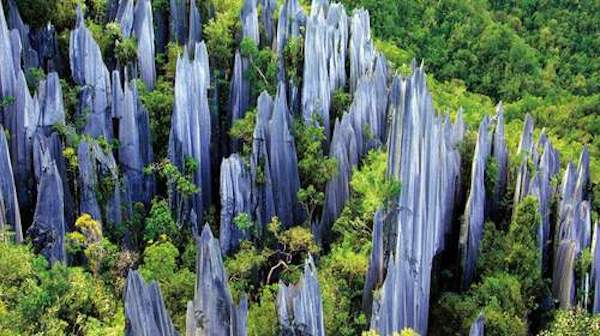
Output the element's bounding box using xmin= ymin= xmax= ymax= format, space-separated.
xmin=0 ymin=0 xmax=598 ymax=335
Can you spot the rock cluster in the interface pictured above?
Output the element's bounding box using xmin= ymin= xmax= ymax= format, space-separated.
xmin=369 ymin=64 xmax=464 ymax=335
xmin=124 ymin=270 xmax=179 ymax=336
xmin=168 ymin=42 xmax=211 ymax=230
xmin=186 ymin=225 xmax=248 ymax=336
xmin=277 ymin=255 xmax=325 ymax=336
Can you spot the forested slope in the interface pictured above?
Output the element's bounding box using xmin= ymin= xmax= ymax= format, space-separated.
xmin=0 ymin=0 xmax=598 ymax=335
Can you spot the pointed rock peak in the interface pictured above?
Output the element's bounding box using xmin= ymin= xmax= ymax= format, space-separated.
xmin=200 ymin=223 xmax=214 ymax=242
xmin=76 ymin=4 xmax=85 ymax=27
xmin=469 ymin=313 xmax=485 ymax=336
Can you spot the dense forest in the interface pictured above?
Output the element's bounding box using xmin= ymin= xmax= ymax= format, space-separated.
xmin=0 ymin=0 xmax=598 ymax=335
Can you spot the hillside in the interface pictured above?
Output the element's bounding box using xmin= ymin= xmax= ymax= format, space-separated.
xmin=0 ymin=0 xmax=598 ymax=335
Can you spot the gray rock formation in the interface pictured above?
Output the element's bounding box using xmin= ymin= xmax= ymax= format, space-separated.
xmin=169 ymin=0 xmax=188 ymax=44
xmin=186 ymin=225 xmax=247 ymax=336
xmin=124 ymin=270 xmax=179 ymax=336
xmin=469 ymin=313 xmax=485 ymax=336
xmin=219 ymin=154 xmax=253 ymax=254
xmin=117 ymin=77 xmax=154 ymax=205
xmin=27 ymin=134 xmax=65 ymax=264
xmin=277 ymin=255 xmax=325 ymax=336
xmin=250 ymin=91 xmax=276 ymax=231
xmin=116 ymin=0 xmax=134 ymax=37
xmin=260 ymin=0 xmax=276 ymax=47
xmin=490 ymin=103 xmax=508 ymax=212
xmin=134 ymin=0 xmax=156 ymax=90
xmin=69 ymin=5 xmax=112 ymax=138
xmin=512 ymin=114 xmax=535 ymax=211
xmin=168 ymin=43 xmax=211 ymax=230
xmin=349 ymin=9 xmax=376 ymax=93
xmin=592 ymin=221 xmax=600 ymax=313
xmin=36 ymin=72 xmax=65 ymax=127
xmin=188 ymin=0 xmax=202 ymax=49
xmin=370 ymin=64 xmax=463 ymax=335
xmin=229 ymin=51 xmax=250 ymax=150
xmin=0 ymin=125 xmax=22 ymax=242
xmin=552 ymin=240 xmax=577 ymax=309
xmin=268 ymin=84 xmax=301 ymax=228
xmin=302 ymin=1 xmax=348 ymax=140
xmin=241 ymin=0 xmax=259 ymax=44
xmin=6 ymin=0 xmax=39 ymax=70
xmin=459 ymin=116 xmax=492 ymax=288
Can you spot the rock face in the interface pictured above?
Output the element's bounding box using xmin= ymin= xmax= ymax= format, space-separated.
xmin=133 ymin=0 xmax=156 ymax=90
xmin=116 ymin=0 xmax=134 ymax=37
xmin=219 ymin=154 xmax=253 ymax=254
xmin=250 ymin=91 xmax=276 ymax=230
xmin=186 ymin=225 xmax=247 ymax=336
xmin=349 ymin=9 xmax=376 ymax=93
xmin=267 ymin=84 xmax=302 ymax=228
xmin=490 ymin=103 xmax=508 ymax=212
xmin=241 ymin=0 xmax=259 ymax=44
xmin=187 ymin=0 xmax=202 ymax=49
xmin=370 ymin=64 xmax=463 ymax=335
xmin=229 ymin=51 xmax=250 ymax=150
xmin=117 ymin=78 xmax=155 ymax=205
xmin=553 ymin=146 xmax=591 ymax=308
xmin=459 ymin=116 xmax=492 ymax=288
xmin=469 ymin=313 xmax=485 ymax=336
xmin=552 ymin=240 xmax=577 ymax=309
xmin=27 ymin=133 xmax=66 ymax=264
xmin=69 ymin=5 xmax=112 ymax=138
xmin=512 ymin=114 xmax=535 ymax=210
xmin=169 ymin=0 xmax=188 ymax=44
xmin=593 ymin=221 xmax=600 ymax=313
xmin=168 ymin=43 xmax=211 ymax=230
xmin=124 ymin=270 xmax=179 ymax=336
xmin=277 ymin=255 xmax=325 ymax=336
xmin=0 ymin=125 xmax=22 ymax=241
xmin=260 ymin=0 xmax=276 ymax=47
xmin=302 ymin=0 xmax=348 ymax=140
xmin=36 ymin=72 xmax=65 ymax=127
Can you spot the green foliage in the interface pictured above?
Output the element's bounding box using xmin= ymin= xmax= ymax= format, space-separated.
xmin=283 ymin=35 xmax=304 ymax=86
xmin=0 ymin=241 xmax=123 ymax=335
xmin=233 ymin=213 xmax=254 ymax=231
xmin=240 ymin=37 xmax=279 ymax=97
xmin=25 ymin=67 xmax=46 ymax=94
xmin=293 ymin=118 xmax=338 ymax=190
xmin=14 ymin=0 xmax=57 ymax=28
xmin=331 ymin=89 xmax=351 ymax=122
xmin=145 ymin=158 xmax=199 ymax=196
xmin=0 ymin=95 xmax=15 ymax=109
xmin=247 ymin=285 xmax=279 ymax=336
xmin=204 ymin=5 xmax=240 ymax=71
xmin=115 ymin=37 xmax=138 ymax=65
xmin=485 ymin=156 xmax=499 ymax=196
xmin=136 ymin=79 xmax=174 ymax=159
xmin=540 ymin=308 xmax=600 ymax=336
xmin=140 ymin=239 xmax=194 ymax=331
xmin=144 ymin=198 xmax=179 ymax=243
xmin=229 ymin=108 xmax=256 ymax=158
xmin=225 ymin=240 xmax=269 ymax=297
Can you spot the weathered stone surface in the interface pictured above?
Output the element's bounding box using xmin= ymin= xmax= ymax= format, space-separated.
xmin=552 ymin=240 xmax=577 ymax=309
xmin=260 ymin=0 xmax=276 ymax=47
xmin=134 ymin=0 xmax=156 ymax=90
xmin=69 ymin=5 xmax=112 ymax=138
xmin=36 ymin=72 xmax=65 ymax=127
xmin=77 ymin=140 xmax=121 ymax=227
xmin=370 ymin=64 xmax=463 ymax=335
xmin=241 ymin=0 xmax=259 ymax=44
xmin=512 ymin=114 xmax=535 ymax=211
xmin=490 ymin=103 xmax=508 ymax=212
xmin=117 ymin=78 xmax=155 ymax=205
xmin=27 ymin=133 xmax=65 ymax=264
xmin=229 ymin=51 xmax=250 ymax=150
xmin=219 ymin=154 xmax=253 ymax=254
xmin=116 ymin=0 xmax=134 ymax=37
xmin=277 ymin=255 xmax=325 ymax=336
xmin=250 ymin=91 xmax=276 ymax=231
xmin=349 ymin=9 xmax=376 ymax=93
xmin=6 ymin=0 xmax=38 ymax=70
xmin=124 ymin=270 xmax=179 ymax=336
xmin=592 ymin=221 xmax=600 ymax=313
xmin=362 ymin=209 xmax=385 ymax=316
xmin=459 ymin=116 xmax=492 ymax=288
xmin=186 ymin=225 xmax=247 ymax=336
xmin=168 ymin=43 xmax=211 ymax=230
xmin=187 ymin=0 xmax=202 ymax=49
xmin=0 ymin=125 xmax=22 ymax=242
xmin=469 ymin=313 xmax=485 ymax=336
xmin=302 ymin=1 xmax=348 ymax=140
xmin=268 ymin=84 xmax=302 ymax=228
xmin=169 ymin=0 xmax=188 ymax=44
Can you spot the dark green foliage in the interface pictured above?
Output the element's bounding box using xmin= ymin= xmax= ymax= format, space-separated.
xmin=484 ymin=156 xmax=499 ymax=196
xmin=240 ymin=37 xmax=279 ymax=97
xmin=283 ymin=35 xmax=304 ymax=86
xmin=14 ymin=0 xmax=57 ymax=28
xmin=115 ymin=37 xmax=138 ymax=65
xmin=144 ymin=198 xmax=179 ymax=243
xmin=25 ymin=67 xmax=45 ymax=94
xmin=229 ymin=108 xmax=256 ymax=158
xmin=136 ymin=79 xmax=174 ymax=159
xmin=540 ymin=308 xmax=600 ymax=335
xmin=331 ymin=89 xmax=351 ymax=123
